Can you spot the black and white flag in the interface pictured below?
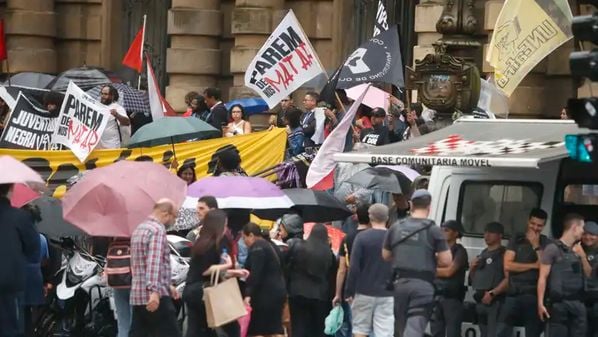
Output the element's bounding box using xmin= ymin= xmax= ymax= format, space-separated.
xmin=373 ymin=0 xmax=389 ymax=37
xmin=336 ymin=25 xmax=404 ymax=89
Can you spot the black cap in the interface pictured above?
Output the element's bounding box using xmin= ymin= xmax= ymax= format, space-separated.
xmin=585 ymin=221 xmax=598 ymax=236
xmin=441 ymin=220 xmax=465 ymax=237
xmin=485 ymin=221 xmax=504 ymax=235
xmin=411 ymin=189 xmax=431 ymax=201
xmin=372 ymin=107 xmax=387 ymax=117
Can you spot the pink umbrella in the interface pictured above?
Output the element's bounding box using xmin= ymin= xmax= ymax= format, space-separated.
xmin=10 ymin=184 xmax=41 ymax=208
xmin=345 ymin=83 xmax=390 ymax=111
xmin=0 ymin=155 xmax=45 ymax=190
xmin=62 ymin=161 xmax=187 ymax=237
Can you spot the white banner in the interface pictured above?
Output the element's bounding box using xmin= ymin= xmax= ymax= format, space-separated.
xmin=244 ymin=10 xmax=325 ymax=108
xmin=52 ymin=81 xmax=110 ymax=162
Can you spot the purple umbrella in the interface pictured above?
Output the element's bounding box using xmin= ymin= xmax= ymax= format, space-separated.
xmin=187 ymin=176 xmax=294 ymax=210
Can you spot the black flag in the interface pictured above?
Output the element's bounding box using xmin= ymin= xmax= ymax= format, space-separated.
xmin=336 ymin=25 xmax=404 ymax=89
xmin=319 ymin=65 xmax=342 ymax=107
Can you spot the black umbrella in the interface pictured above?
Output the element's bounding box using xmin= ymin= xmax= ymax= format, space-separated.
xmin=347 ymin=167 xmax=412 ymax=195
xmin=32 ymin=196 xmax=85 ymax=239
xmin=253 ymin=188 xmax=352 ymax=222
xmin=46 ymin=66 xmax=122 ymax=92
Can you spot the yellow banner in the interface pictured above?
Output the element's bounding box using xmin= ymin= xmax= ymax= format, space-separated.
xmin=486 ymin=0 xmax=572 ymax=96
xmin=0 ymin=128 xmax=287 ymax=198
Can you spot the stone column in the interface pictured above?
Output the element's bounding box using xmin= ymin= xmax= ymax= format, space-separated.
xmin=5 ymin=0 xmax=56 ymax=73
xmin=54 ymin=0 xmax=103 ymax=71
xmin=166 ymin=0 xmax=222 ymax=112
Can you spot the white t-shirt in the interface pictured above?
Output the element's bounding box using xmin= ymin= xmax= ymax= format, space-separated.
xmin=98 ymin=102 xmax=129 ymax=149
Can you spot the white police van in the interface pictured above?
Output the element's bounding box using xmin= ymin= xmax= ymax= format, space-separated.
xmin=335 ymin=118 xmax=598 ymax=337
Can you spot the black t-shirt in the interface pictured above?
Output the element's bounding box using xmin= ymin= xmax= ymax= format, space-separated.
xmin=360 ymin=125 xmax=390 ymax=146
xmin=186 ymin=244 xmax=220 ymax=285
xmin=339 ymin=228 xmax=367 ymax=259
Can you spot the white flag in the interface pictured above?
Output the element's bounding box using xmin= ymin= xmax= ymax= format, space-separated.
xmin=245 ymin=10 xmax=325 ymax=108
xmin=373 ymin=0 xmax=389 ymax=37
xmin=147 ymin=57 xmax=165 ymax=120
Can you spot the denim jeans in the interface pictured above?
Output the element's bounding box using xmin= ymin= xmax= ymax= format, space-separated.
xmin=336 ymin=301 xmax=352 ymax=337
xmin=112 ymin=288 xmax=132 ymax=337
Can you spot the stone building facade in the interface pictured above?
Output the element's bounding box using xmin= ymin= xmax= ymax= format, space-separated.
xmin=0 ymin=0 xmax=583 ymax=117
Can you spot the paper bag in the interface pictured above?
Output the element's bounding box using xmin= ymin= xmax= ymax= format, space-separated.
xmin=203 ymin=271 xmax=247 ymax=328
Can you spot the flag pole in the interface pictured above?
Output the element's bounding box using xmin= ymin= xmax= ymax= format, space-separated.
xmin=5 ymin=59 xmax=10 ymax=87
xmin=137 ymin=14 xmax=147 ymax=90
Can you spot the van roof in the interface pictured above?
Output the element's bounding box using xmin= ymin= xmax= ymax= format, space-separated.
xmin=335 ymin=119 xmax=590 ymax=168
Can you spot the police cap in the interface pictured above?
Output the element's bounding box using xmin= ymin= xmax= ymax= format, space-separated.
xmin=585 ymin=221 xmax=598 ymax=236
xmin=411 ymin=189 xmax=431 ymax=201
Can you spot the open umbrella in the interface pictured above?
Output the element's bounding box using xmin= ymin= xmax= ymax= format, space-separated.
xmin=32 ymin=197 xmax=85 ymax=239
xmin=87 ymin=83 xmax=150 ymax=115
xmin=62 ymin=161 xmax=187 ymax=237
xmin=253 ymin=188 xmax=352 ymax=222
xmin=304 ymin=223 xmax=345 ymax=255
xmin=5 ymin=72 xmax=56 ymax=89
xmin=47 ymin=66 xmax=121 ymax=92
xmin=127 ymin=117 xmax=220 ymax=149
xmin=186 ymin=176 xmax=294 ymax=210
xmin=0 ymin=155 xmax=45 ymax=190
xmin=347 ymin=167 xmax=412 ymax=195
xmin=225 ymin=97 xmax=268 ymax=115
xmin=10 ymin=183 xmax=41 ymax=208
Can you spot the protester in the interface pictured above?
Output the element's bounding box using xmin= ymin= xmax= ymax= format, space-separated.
xmin=187 ymin=95 xmax=209 ymax=119
xmin=345 ymin=204 xmax=394 ymax=337
xmin=359 ymin=107 xmax=390 ymax=146
xmin=469 ymin=222 xmax=508 ymax=337
xmin=560 ymin=106 xmax=571 ymax=120
xmin=209 ymin=145 xmax=248 ymax=177
xmin=43 ymin=91 xmax=63 ymax=118
xmin=582 ymin=221 xmax=598 ymax=337
xmin=498 ymin=208 xmax=550 ymax=337
xmin=286 ymin=223 xmax=336 ymax=337
xmin=321 ymin=101 xmax=341 ymax=139
xmin=431 ymin=220 xmax=469 ymax=337
xmin=242 ymin=222 xmax=287 ymax=337
xmin=0 ymin=184 xmax=41 ymax=337
xmin=186 ymin=196 xmax=219 ymax=242
xmin=177 ymin=164 xmax=197 ymax=185
xmin=0 ymin=97 xmax=10 ymax=134
xmin=383 ymin=189 xmax=452 ymax=337
xmin=284 ymin=107 xmax=305 ymax=158
xmin=129 ymin=199 xmax=182 ymax=337
xmin=537 ymin=213 xmax=587 ymax=337
xmin=183 ymin=209 xmax=248 ymax=337
xmin=224 ymin=104 xmax=252 ymax=137
xmin=388 ymin=193 xmax=410 ymax=225
xmin=97 ymin=85 xmax=131 ymax=149
xmin=203 ymin=87 xmax=229 ymax=131
xmin=183 ymin=91 xmax=199 ymax=116
xmin=301 ymin=92 xmax=319 ymax=148
xmin=402 ymin=103 xmax=426 ymax=141
xmin=279 ymin=213 xmax=305 ymax=251
xmin=277 ymin=95 xmax=294 ymax=127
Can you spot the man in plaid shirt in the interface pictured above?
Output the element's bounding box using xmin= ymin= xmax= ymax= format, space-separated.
xmin=129 ymin=199 xmax=181 ymax=337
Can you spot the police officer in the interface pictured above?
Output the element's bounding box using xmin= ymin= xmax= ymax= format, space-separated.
xmin=581 ymin=221 xmax=598 ymax=337
xmin=383 ymin=190 xmax=452 ymax=337
xmin=537 ymin=213 xmax=587 ymax=337
xmin=431 ymin=220 xmax=469 ymax=337
xmin=497 ymin=208 xmax=550 ymax=337
xmin=470 ymin=222 xmax=508 ymax=337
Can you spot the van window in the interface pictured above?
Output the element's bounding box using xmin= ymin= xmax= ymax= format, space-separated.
xmin=564 ymin=185 xmax=598 ymax=205
xmin=458 ymin=182 xmax=543 ymax=237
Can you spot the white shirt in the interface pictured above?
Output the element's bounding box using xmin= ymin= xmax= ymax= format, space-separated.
xmin=98 ymin=102 xmax=129 ymax=149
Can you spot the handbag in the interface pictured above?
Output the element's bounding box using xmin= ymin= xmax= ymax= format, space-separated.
xmin=203 ymin=269 xmax=247 ymax=328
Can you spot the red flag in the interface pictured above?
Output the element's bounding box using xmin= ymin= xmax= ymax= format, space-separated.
xmin=0 ymin=19 xmax=7 ymax=61
xmin=146 ymin=54 xmax=176 ymax=119
xmin=122 ymin=27 xmax=144 ymax=72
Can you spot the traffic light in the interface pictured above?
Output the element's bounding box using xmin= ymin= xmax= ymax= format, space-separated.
xmin=568 ymin=3 xmax=598 ymax=162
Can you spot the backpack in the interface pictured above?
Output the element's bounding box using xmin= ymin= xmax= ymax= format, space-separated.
xmin=105 ymin=239 xmax=132 ymax=288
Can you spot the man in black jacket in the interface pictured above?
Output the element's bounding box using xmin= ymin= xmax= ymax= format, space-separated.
xmin=301 ymin=92 xmax=319 ymax=148
xmin=0 ymin=183 xmax=40 ymax=337
xmin=203 ymin=87 xmax=229 ymax=132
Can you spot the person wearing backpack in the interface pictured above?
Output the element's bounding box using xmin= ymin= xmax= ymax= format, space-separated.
xmin=105 ymin=238 xmax=133 ymax=337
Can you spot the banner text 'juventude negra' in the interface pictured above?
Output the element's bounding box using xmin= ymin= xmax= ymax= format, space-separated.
xmin=52 ymin=81 xmax=110 ymax=162
xmin=245 ymin=10 xmax=324 ymax=109
xmin=0 ymin=93 xmax=58 ymax=150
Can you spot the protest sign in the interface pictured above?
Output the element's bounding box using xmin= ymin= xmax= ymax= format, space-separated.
xmin=52 ymin=81 xmax=110 ymax=162
xmin=245 ymin=10 xmax=325 ymax=108
xmin=0 ymin=92 xmax=58 ymax=150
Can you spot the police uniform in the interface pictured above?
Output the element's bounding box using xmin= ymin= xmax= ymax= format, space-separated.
xmin=471 ymin=222 xmax=506 ymax=337
xmin=541 ymin=240 xmax=586 ymax=337
xmin=431 ymin=221 xmax=468 ymax=337
xmin=583 ymin=222 xmax=598 ymax=337
xmin=497 ymin=233 xmax=550 ymax=337
xmin=384 ymin=190 xmax=450 ymax=337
